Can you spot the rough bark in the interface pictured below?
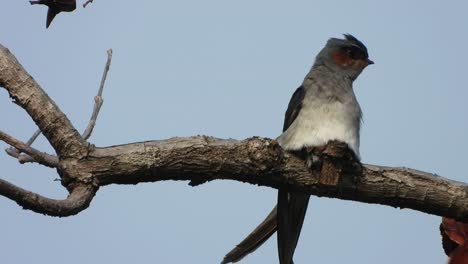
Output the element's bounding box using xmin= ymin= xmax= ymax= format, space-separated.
xmin=0 ymin=43 xmax=467 ymax=222
xmin=0 ymin=45 xmax=87 ymax=158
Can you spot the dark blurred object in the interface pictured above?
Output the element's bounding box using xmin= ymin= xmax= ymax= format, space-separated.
xmin=29 ymin=0 xmax=76 ymax=28
xmin=441 ymin=217 xmax=468 ymax=264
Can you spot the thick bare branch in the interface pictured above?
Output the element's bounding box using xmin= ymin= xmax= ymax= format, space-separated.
xmin=82 ymin=49 xmax=113 ymax=140
xmin=0 ymin=130 xmax=58 ymax=167
xmin=62 ymin=137 xmax=466 ymax=221
xmin=0 ymin=44 xmax=87 ymax=158
xmin=0 ymin=178 xmax=96 ymax=217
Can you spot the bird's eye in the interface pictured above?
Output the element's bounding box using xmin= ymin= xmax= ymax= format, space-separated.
xmin=345 ymin=46 xmax=365 ymax=60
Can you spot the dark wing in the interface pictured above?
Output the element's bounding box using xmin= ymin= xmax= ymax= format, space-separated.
xmin=46 ymin=8 xmax=58 ymax=28
xmin=55 ymin=0 xmax=77 ymax=12
xmin=43 ymin=0 xmax=76 ymax=28
xmin=283 ymin=86 xmax=305 ymax=132
xmin=278 ymin=86 xmax=309 ymax=264
xmin=220 ymin=86 xmax=306 ymax=264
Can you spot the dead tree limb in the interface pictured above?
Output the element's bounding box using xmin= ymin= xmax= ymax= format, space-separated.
xmin=0 ymin=43 xmax=467 ymax=222
xmin=0 ymin=45 xmax=87 ymax=158
xmin=5 ymin=128 xmax=44 ymax=165
xmin=0 ymin=178 xmax=96 ymax=216
xmin=82 ymin=49 xmax=112 ymax=140
xmin=0 ymin=130 xmax=58 ymax=167
xmin=4 ymin=48 xmax=111 ymax=165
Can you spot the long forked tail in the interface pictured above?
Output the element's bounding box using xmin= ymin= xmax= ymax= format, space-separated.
xmin=277 ymin=191 xmax=310 ymax=264
xmin=221 ymin=206 xmax=278 ymax=264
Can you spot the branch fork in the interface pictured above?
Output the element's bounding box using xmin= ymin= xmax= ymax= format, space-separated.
xmin=0 ymin=44 xmax=111 ymax=216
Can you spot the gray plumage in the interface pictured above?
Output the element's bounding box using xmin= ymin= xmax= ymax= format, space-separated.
xmin=277 ymin=64 xmax=362 ymax=157
xmin=221 ymin=34 xmax=372 ymax=264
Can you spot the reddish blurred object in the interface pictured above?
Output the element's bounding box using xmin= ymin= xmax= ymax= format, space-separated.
xmin=441 ymin=217 xmax=468 ymax=264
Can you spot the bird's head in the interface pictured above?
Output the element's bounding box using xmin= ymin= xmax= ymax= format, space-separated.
xmin=315 ymin=34 xmax=373 ymax=81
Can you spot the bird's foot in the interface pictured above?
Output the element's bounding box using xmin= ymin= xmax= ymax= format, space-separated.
xmin=302 ymin=146 xmax=325 ymax=170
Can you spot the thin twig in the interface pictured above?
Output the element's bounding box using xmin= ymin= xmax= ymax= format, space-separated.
xmin=83 ymin=0 xmax=93 ymax=8
xmin=1 ymin=130 xmax=58 ymax=168
xmin=17 ymin=129 xmax=43 ymax=164
xmin=4 ymin=128 xmax=54 ymax=165
xmin=82 ymin=49 xmax=113 ymax=140
xmin=25 ymin=129 xmax=41 ymax=145
xmin=6 ymin=129 xmax=41 ymax=158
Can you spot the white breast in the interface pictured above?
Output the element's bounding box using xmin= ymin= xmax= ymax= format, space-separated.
xmin=277 ymin=92 xmax=361 ymax=158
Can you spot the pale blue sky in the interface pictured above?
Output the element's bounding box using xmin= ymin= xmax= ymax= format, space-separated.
xmin=1 ymin=1 xmax=467 ymax=263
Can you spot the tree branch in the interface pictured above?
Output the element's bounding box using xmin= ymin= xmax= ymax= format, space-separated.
xmin=0 ymin=130 xmax=58 ymax=167
xmin=0 ymin=178 xmax=97 ymax=216
xmin=0 ymin=44 xmax=87 ymax=158
xmin=25 ymin=129 xmax=41 ymax=145
xmin=82 ymin=49 xmax=113 ymax=140
xmin=83 ymin=0 xmax=93 ymax=8
xmin=5 ymin=48 xmax=112 ymax=164
xmin=5 ymin=128 xmax=48 ymax=164
xmin=76 ymin=137 xmax=467 ymax=221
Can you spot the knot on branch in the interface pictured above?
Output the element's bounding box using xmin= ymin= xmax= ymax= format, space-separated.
xmin=244 ymin=137 xmax=284 ymax=170
xmin=58 ymin=158 xmax=99 ymax=192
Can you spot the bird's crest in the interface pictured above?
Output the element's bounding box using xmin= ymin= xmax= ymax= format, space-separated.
xmin=343 ymin=34 xmax=369 ymax=54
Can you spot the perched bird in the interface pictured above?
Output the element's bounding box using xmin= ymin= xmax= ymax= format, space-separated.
xmin=29 ymin=0 xmax=76 ymax=28
xmin=221 ymin=34 xmax=373 ymax=264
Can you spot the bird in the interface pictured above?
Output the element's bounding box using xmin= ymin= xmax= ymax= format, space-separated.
xmin=29 ymin=0 xmax=76 ymax=28
xmin=440 ymin=217 xmax=468 ymax=264
xmin=221 ymin=34 xmax=373 ymax=264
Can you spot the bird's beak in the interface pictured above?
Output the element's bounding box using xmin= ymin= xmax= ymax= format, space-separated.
xmin=366 ymin=58 xmax=374 ymax=65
